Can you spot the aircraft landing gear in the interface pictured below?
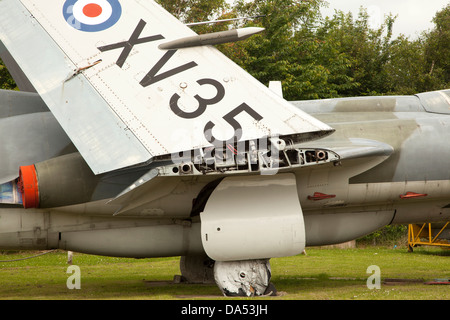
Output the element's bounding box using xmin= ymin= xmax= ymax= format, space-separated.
xmin=178 ymin=254 xmax=215 ymax=284
xmin=213 ymin=259 xmax=277 ymax=297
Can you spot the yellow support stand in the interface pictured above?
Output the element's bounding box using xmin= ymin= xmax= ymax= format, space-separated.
xmin=408 ymin=222 xmax=450 ymax=252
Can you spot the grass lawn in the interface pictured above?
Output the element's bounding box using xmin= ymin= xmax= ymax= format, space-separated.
xmin=0 ymin=246 xmax=448 ymax=300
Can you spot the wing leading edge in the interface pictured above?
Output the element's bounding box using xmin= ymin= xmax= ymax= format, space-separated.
xmin=0 ymin=0 xmax=334 ymax=174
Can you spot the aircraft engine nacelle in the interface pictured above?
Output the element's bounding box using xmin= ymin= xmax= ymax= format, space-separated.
xmin=18 ymin=153 xmax=99 ymax=209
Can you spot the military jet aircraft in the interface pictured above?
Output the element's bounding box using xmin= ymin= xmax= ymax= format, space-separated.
xmin=0 ymin=0 xmax=449 ymax=297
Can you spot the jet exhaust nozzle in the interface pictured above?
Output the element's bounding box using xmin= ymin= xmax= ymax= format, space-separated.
xmin=18 ymin=164 xmax=39 ymax=209
xmin=15 ymin=153 xmax=99 ymax=209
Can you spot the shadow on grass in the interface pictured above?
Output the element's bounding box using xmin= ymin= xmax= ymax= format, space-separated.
xmin=410 ymin=248 xmax=450 ymax=256
xmin=143 ymin=281 xmax=223 ymax=298
xmin=273 ymin=273 xmax=366 ymax=294
xmin=42 ymin=276 xmax=365 ymax=300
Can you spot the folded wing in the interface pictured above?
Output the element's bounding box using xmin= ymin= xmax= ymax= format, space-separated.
xmin=0 ymin=0 xmax=333 ymax=174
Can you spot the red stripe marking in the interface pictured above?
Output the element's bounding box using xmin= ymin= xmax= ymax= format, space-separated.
xmin=399 ymin=192 xmax=427 ymax=199
xmin=307 ymin=192 xmax=336 ymax=201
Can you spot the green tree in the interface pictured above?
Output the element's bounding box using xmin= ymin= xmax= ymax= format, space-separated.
xmin=227 ymin=2 xmax=403 ymax=99
xmin=221 ymin=2 xmax=449 ymax=99
xmin=155 ymin=0 xmax=227 ymax=23
xmin=384 ymin=36 xmax=427 ymax=94
xmin=155 ymin=0 xmax=230 ymax=33
xmin=381 ymin=3 xmax=449 ymax=94
xmin=314 ymin=8 xmax=397 ymax=96
xmin=221 ymin=0 xmax=337 ymax=100
xmin=0 ymin=58 xmax=16 ymax=90
xmin=424 ymin=3 xmax=450 ymax=87
xmin=218 ymin=2 xmax=406 ymax=99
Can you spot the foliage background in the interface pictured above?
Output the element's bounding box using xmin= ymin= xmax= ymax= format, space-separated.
xmin=0 ymin=58 xmax=16 ymax=90
xmin=154 ymin=0 xmax=450 ymax=100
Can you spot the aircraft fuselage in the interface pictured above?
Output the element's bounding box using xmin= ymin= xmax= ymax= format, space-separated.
xmin=1 ymin=90 xmax=450 ymax=256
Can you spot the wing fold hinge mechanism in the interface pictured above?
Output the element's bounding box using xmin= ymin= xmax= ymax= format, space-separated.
xmin=107 ymin=137 xmax=340 ymax=216
xmin=154 ymin=137 xmax=340 ymax=177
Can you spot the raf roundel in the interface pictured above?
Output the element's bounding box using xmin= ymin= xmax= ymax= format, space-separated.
xmin=63 ymin=0 xmax=122 ymax=32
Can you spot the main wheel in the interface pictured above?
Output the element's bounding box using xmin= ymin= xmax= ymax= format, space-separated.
xmin=213 ymin=259 xmax=276 ymax=296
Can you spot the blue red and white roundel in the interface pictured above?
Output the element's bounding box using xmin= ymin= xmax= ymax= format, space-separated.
xmin=63 ymin=0 xmax=122 ymax=32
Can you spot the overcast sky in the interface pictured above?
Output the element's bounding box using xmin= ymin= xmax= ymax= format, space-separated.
xmin=321 ymin=0 xmax=448 ymax=39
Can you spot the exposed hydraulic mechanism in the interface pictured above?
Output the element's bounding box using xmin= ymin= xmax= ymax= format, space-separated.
xmin=157 ymin=137 xmax=340 ymax=178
